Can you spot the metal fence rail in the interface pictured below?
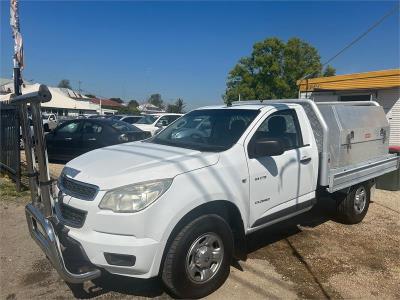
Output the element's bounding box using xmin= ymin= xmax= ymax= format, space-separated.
xmin=0 ymin=102 xmax=21 ymax=191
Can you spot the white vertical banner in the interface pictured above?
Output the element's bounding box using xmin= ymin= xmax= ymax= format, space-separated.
xmin=10 ymin=0 xmax=24 ymax=69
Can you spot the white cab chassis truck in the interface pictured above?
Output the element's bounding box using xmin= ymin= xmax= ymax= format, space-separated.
xmin=26 ymin=99 xmax=399 ymax=299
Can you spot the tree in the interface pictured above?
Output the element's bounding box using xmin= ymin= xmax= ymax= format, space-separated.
xmin=148 ymin=94 xmax=164 ymax=109
xmin=224 ymin=37 xmax=335 ymax=102
xmin=167 ymin=98 xmax=186 ymax=113
xmin=128 ymin=100 xmax=139 ymax=108
xmin=58 ymin=79 xmax=72 ymax=89
xmin=117 ymin=106 xmax=140 ymax=115
xmin=323 ymin=65 xmax=336 ymax=77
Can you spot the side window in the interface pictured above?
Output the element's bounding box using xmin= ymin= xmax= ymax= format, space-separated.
xmin=167 ymin=115 xmax=180 ymax=123
xmin=252 ymin=109 xmax=303 ymax=150
xmin=124 ymin=117 xmax=135 ymax=124
xmin=158 ymin=116 xmax=169 ymax=126
xmin=82 ymin=122 xmax=103 ymax=134
xmin=57 ymin=121 xmax=81 ymax=134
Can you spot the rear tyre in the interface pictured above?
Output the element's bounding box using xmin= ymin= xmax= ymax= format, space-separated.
xmin=162 ymin=214 xmax=233 ymax=299
xmin=335 ymin=182 xmax=370 ymax=224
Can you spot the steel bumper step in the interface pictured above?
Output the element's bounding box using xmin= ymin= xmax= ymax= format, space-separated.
xmin=25 ymin=203 xmax=101 ymax=283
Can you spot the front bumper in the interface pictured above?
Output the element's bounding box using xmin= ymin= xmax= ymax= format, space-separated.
xmin=25 ymin=203 xmax=101 ymax=283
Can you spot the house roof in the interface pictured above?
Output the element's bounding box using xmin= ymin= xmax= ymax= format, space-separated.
xmin=0 ymin=82 xmax=97 ymax=111
xmin=297 ymin=69 xmax=400 ymax=92
xmin=138 ymin=103 xmax=165 ymax=112
xmin=90 ymin=98 xmax=124 ymax=107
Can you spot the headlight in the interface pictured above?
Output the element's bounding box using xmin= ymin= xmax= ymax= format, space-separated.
xmin=99 ymin=179 xmax=173 ymax=213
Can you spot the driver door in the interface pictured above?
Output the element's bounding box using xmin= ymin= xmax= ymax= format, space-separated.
xmin=246 ymin=107 xmax=316 ymax=228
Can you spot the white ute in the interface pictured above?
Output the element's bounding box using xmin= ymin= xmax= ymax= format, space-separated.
xmin=28 ymin=100 xmax=399 ymax=298
xmin=134 ymin=113 xmax=183 ymax=136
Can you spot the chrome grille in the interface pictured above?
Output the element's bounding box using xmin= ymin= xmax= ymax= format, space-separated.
xmin=59 ymin=175 xmax=98 ymax=201
xmin=56 ymin=202 xmax=87 ymax=228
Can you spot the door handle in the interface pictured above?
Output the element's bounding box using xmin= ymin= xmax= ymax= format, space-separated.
xmin=88 ymin=138 xmax=96 ymax=141
xmin=65 ymin=137 xmax=72 ymax=141
xmin=300 ymin=156 xmax=311 ymax=164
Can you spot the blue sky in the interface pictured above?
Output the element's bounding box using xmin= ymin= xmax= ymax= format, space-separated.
xmin=1 ymin=1 xmax=399 ymax=108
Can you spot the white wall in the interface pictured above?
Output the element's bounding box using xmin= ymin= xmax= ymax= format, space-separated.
xmin=378 ymin=88 xmax=400 ymax=146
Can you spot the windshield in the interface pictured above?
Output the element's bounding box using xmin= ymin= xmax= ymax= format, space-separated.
xmin=136 ymin=115 xmax=158 ymax=125
xmin=109 ymin=120 xmax=141 ymax=132
xmin=149 ymin=109 xmax=259 ymax=151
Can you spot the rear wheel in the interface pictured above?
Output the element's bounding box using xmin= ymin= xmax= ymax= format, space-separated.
xmin=162 ymin=214 xmax=233 ymax=299
xmin=336 ymin=182 xmax=370 ymax=224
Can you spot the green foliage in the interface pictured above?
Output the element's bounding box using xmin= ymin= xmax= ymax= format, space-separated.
xmin=120 ymin=99 xmax=140 ymax=114
xmin=148 ymin=94 xmax=164 ymax=109
xmin=128 ymin=100 xmax=139 ymax=108
xmin=224 ymin=37 xmax=333 ymax=102
xmin=116 ymin=106 xmax=141 ymax=115
xmin=323 ymin=65 xmax=336 ymax=77
xmin=57 ymin=79 xmax=72 ymax=89
xmin=0 ymin=175 xmax=30 ymax=201
xmin=166 ymin=98 xmax=186 ymax=113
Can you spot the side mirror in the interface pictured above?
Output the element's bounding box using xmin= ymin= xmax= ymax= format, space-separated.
xmin=249 ymin=138 xmax=285 ymax=158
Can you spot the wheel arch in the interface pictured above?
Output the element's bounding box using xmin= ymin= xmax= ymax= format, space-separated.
xmin=158 ymin=200 xmax=247 ymax=275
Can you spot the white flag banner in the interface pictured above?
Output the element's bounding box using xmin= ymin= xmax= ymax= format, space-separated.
xmin=10 ymin=0 xmax=24 ymax=69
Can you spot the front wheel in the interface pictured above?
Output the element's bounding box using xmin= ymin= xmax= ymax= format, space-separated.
xmin=162 ymin=214 xmax=233 ymax=299
xmin=335 ymin=182 xmax=371 ymax=224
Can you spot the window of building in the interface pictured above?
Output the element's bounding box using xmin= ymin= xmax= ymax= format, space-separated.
xmin=340 ymin=95 xmax=371 ymax=102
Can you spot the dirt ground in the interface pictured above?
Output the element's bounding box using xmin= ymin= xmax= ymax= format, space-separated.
xmin=0 ymin=163 xmax=399 ymax=299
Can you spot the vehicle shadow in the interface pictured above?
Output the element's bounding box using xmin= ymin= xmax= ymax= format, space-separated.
xmin=66 ymin=195 xmax=337 ymax=299
xmin=246 ymin=194 xmax=336 ymax=253
xmin=67 ymin=275 xmax=168 ymax=299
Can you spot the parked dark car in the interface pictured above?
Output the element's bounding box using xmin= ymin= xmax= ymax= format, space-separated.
xmin=46 ymin=118 xmax=151 ymax=162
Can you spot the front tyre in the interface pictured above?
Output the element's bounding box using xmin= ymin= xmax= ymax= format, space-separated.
xmin=336 ymin=182 xmax=371 ymax=224
xmin=162 ymin=214 xmax=233 ymax=299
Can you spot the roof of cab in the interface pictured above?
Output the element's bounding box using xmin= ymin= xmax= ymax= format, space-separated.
xmin=198 ymin=99 xmax=302 ymax=111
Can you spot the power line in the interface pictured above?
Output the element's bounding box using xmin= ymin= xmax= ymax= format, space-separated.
xmin=321 ymin=3 xmax=399 ymax=67
xmin=298 ymin=3 xmax=399 ymax=87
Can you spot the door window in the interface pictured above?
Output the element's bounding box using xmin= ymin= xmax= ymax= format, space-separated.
xmin=157 ymin=116 xmax=169 ymax=126
xmin=122 ymin=117 xmax=137 ymax=124
xmin=166 ymin=115 xmax=180 ymax=123
xmin=251 ymin=109 xmax=303 ymax=151
xmin=83 ymin=122 xmax=103 ymax=134
xmin=57 ymin=121 xmax=81 ymax=134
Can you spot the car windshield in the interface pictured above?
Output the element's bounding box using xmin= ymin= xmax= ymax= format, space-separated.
xmin=149 ymin=109 xmax=259 ymax=151
xmin=109 ymin=120 xmax=141 ymax=132
xmin=110 ymin=115 xmax=123 ymax=120
xmin=136 ymin=115 xmax=158 ymax=124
